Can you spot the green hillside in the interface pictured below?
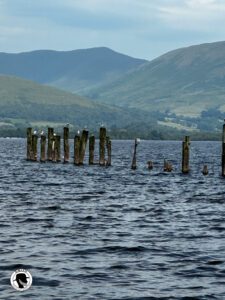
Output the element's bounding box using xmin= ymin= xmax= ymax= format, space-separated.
xmin=0 ymin=47 xmax=146 ymax=94
xmin=88 ymin=41 xmax=225 ymax=118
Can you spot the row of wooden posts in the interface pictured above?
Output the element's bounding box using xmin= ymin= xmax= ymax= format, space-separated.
xmin=26 ymin=127 xmax=111 ymax=166
xmin=27 ymin=122 xmax=225 ymax=176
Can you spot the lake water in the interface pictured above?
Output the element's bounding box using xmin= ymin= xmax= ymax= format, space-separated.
xmin=0 ymin=139 xmax=225 ymax=299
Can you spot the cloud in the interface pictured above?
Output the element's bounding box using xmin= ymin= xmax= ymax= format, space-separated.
xmin=0 ymin=0 xmax=224 ymax=59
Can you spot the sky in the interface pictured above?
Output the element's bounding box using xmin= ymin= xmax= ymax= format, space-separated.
xmin=0 ymin=0 xmax=225 ymax=60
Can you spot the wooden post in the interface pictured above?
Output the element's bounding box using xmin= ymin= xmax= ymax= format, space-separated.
xmin=202 ymin=165 xmax=208 ymax=176
xmin=74 ymin=134 xmax=80 ymax=165
xmin=79 ymin=129 xmax=89 ymax=165
xmin=56 ymin=135 xmax=61 ymax=162
xmin=147 ymin=161 xmax=153 ymax=170
xmin=52 ymin=134 xmax=56 ymax=163
xmin=99 ymin=127 xmax=106 ymax=166
xmin=27 ymin=127 xmax=32 ymax=160
xmin=89 ymin=135 xmax=95 ymax=165
xmin=31 ymin=133 xmax=38 ymax=161
xmin=40 ymin=134 xmax=46 ymax=162
xmin=164 ymin=159 xmax=173 ymax=172
xmin=222 ymin=122 xmax=225 ymax=177
xmin=106 ymin=136 xmax=111 ymax=166
xmin=182 ymin=136 xmax=190 ymax=174
xmin=63 ymin=127 xmax=69 ymax=163
xmin=131 ymin=138 xmax=139 ymax=170
xmin=47 ymin=127 xmax=54 ymax=161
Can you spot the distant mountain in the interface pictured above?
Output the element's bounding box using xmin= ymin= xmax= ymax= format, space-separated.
xmin=89 ymin=41 xmax=225 ymax=117
xmin=0 ymin=47 xmax=147 ymax=94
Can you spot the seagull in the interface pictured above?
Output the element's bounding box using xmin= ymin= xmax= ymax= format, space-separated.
xmin=40 ymin=130 xmax=44 ymax=136
xmin=53 ymin=133 xmax=56 ymax=136
xmin=65 ymin=123 xmax=70 ymax=128
xmin=77 ymin=130 xmax=80 ymax=135
xmin=33 ymin=130 xmax=37 ymax=135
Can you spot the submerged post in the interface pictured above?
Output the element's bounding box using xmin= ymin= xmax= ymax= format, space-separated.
xmin=131 ymin=138 xmax=139 ymax=170
xmin=56 ymin=135 xmax=61 ymax=162
xmin=202 ymin=165 xmax=209 ymax=176
xmin=99 ymin=127 xmax=106 ymax=166
xmin=147 ymin=161 xmax=153 ymax=170
xmin=74 ymin=134 xmax=80 ymax=165
xmin=89 ymin=135 xmax=95 ymax=165
xmin=222 ymin=121 xmax=225 ymax=177
xmin=31 ymin=133 xmax=38 ymax=161
xmin=79 ymin=129 xmax=89 ymax=165
xmin=164 ymin=159 xmax=173 ymax=172
xmin=47 ymin=127 xmax=54 ymax=161
xmin=63 ymin=127 xmax=69 ymax=163
xmin=106 ymin=136 xmax=112 ymax=166
xmin=40 ymin=133 xmax=46 ymax=162
xmin=182 ymin=136 xmax=190 ymax=174
xmin=26 ymin=127 xmax=32 ymax=160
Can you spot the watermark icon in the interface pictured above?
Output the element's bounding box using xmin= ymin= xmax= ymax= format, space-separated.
xmin=10 ymin=269 xmax=32 ymax=291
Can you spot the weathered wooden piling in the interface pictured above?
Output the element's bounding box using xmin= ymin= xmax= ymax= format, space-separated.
xmin=31 ymin=133 xmax=38 ymax=161
xmin=74 ymin=134 xmax=80 ymax=165
xmin=222 ymin=122 xmax=225 ymax=177
xmin=40 ymin=134 xmax=46 ymax=162
xmin=106 ymin=136 xmax=112 ymax=166
xmin=56 ymin=135 xmax=61 ymax=162
xmin=164 ymin=159 xmax=173 ymax=172
xmin=89 ymin=135 xmax=95 ymax=165
xmin=147 ymin=160 xmax=153 ymax=170
xmin=27 ymin=127 xmax=32 ymax=160
xmin=131 ymin=138 xmax=139 ymax=170
xmin=182 ymin=136 xmax=190 ymax=174
xmin=99 ymin=127 xmax=106 ymax=166
xmin=202 ymin=165 xmax=208 ymax=176
xmin=63 ymin=127 xmax=69 ymax=163
xmin=52 ymin=134 xmax=57 ymax=162
xmin=47 ymin=128 xmax=54 ymax=161
xmin=79 ymin=129 xmax=89 ymax=165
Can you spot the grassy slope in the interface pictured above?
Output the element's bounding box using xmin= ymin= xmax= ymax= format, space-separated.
xmin=89 ymin=41 xmax=225 ymax=117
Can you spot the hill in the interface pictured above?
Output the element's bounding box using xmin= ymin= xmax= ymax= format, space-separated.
xmin=0 ymin=75 xmax=172 ymax=138
xmin=0 ymin=47 xmax=146 ymax=94
xmin=89 ymin=41 xmax=225 ymax=118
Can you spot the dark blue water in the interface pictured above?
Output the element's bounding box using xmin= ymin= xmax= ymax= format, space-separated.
xmin=0 ymin=138 xmax=225 ymax=299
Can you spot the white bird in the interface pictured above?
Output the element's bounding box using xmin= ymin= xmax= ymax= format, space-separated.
xmin=33 ymin=130 xmax=37 ymax=135
xmin=40 ymin=130 xmax=44 ymax=136
xmin=77 ymin=130 xmax=80 ymax=135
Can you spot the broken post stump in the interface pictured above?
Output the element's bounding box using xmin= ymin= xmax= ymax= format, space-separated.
xmin=27 ymin=127 xmax=32 ymax=160
xmin=106 ymin=136 xmax=112 ymax=166
xmin=182 ymin=136 xmax=190 ymax=174
xmin=147 ymin=160 xmax=153 ymax=170
xmin=99 ymin=127 xmax=106 ymax=166
xmin=56 ymin=135 xmax=61 ymax=162
xmin=47 ymin=127 xmax=54 ymax=161
xmin=164 ymin=159 xmax=173 ymax=172
xmin=222 ymin=121 xmax=225 ymax=177
xmin=63 ymin=127 xmax=69 ymax=163
xmin=74 ymin=134 xmax=80 ymax=165
xmin=79 ymin=129 xmax=89 ymax=165
xmin=89 ymin=135 xmax=95 ymax=165
xmin=40 ymin=134 xmax=46 ymax=162
xmin=202 ymin=165 xmax=209 ymax=176
xmin=131 ymin=138 xmax=139 ymax=170
xmin=31 ymin=133 xmax=38 ymax=161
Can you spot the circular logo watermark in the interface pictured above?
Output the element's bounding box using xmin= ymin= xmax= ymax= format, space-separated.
xmin=10 ymin=269 xmax=32 ymax=291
